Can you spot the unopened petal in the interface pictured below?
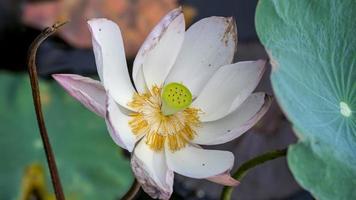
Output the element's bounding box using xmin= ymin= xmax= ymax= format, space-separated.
xmin=166 ymin=17 xmax=237 ymax=97
xmin=88 ymin=18 xmax=135 ymax=110
xmin=193 ymin=93 xmax=272 ymax=145
xmin=166 ymin=144 xmax=234 ymax=179
xmin=52 ymin=74 xmax=105 ymax=117
xmin=131 ymin=139 xmax=174 ymax=200
xmin=192 ymin=60 xmax=266 ymax=122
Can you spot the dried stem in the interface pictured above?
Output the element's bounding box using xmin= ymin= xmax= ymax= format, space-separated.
xmin=220 ymin=148 xmax=287 ymax=200
xmin=121 ymin=179 xmax=141 ymax=200
xmin=27 ymin=21 xmax=68 ymax=200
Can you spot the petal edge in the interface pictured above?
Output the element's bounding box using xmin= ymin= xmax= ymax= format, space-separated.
xmin=52 ymin=74 xmax=106 ymax=117
xmin=166 ymin=144 xmax=234 ymax=179
xmin=133 ymin=8 xmax=183 ymax=93
xmin=131 ymin=140 xmax=174 ymax=200
xmin=88 ymin=18 xmax=136 ymax=110
xmin=106 ymin=95 xmax=137 ymax=152
xmin=207 ymin=171 xmax=240 ymax=186
xmin=193 ymin=60 xmax=266 ymax=122
xmin=193 ymin=93 xmax=272 ymax=145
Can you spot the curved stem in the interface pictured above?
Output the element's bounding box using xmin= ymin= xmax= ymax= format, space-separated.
xmin=220 ymin=148 xmax=287 ymax=200
xmin=121 ymin=179 xmax=141 ymax=200
xmin=27 ymin=21 xmax=68 ymax=200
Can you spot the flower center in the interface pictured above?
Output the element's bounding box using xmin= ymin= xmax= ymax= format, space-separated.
xmin=128 ymin=85 xmax=200 ymax=152
xmin=161 ymin=82 xmax=193 ymax=115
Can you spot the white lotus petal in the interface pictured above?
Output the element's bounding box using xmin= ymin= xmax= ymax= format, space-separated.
xmin=166 ymin=17 xmax=237 ymax=97
xmin=131 ymin=139 xmax=174 ymax=199
xmin=88 ymin=18 xmax=135 ymax=110
xmin=139 ymin=9 xmax=185 ymax=89
xmin=192 ymin=60 xmax=266 ymax=122
xmin=91 ymin=38 xmax=103 ymax=81
xmin=52 ymin=74 xmax=105 ymax=117
xmin=133 ymin=67 xmax=147 ymax=94
xmin=193 ymin=93 xmax=272 ymax=145
xmin=166 ymin=144 xmax=234 ymax=179
xmin=106 ymin=95 xmax=137 ymax=152
xmin=133 ymin=8 xmax=183 ymax=93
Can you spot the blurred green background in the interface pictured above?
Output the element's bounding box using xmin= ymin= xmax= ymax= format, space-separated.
xmin=0 ymin=73 xmax=133 ymax=200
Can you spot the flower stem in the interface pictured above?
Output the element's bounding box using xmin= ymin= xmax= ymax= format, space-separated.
xmin=121 ymin=179 xmax=141 ymax=200
xmin=27 ymin=21 xmax=68 ymax=200
xmin=220 ymin=148 xmax=287 ymax=200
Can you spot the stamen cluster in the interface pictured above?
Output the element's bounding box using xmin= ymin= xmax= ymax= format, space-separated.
xmin=128 ymin=86 xmax=200 ymax=151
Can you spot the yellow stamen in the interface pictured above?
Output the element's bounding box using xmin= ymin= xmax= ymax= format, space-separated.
xmin=128 ymin=86 xmax=200 ymax=152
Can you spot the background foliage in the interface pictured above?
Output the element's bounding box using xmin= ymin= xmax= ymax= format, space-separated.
xmin=256 ymin=0 xmax=356 ymax=199
xmin=0 ymin=72 xmax=133 ymax=200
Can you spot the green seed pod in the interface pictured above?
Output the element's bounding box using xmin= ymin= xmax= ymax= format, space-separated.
xmin=161 ymin=82 xmax=192 ymax=116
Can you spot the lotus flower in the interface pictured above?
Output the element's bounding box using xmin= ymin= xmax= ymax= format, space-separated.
xmin=53 ymin=8 xmax=271 ymax=199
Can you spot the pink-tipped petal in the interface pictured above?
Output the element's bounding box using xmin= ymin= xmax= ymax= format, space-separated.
xmin=52 ymin=74 xmax=106 ymax=117
xmin=132 ymin=8 xmax=185 ymax=90
xmin=106 ymin=95 xmax=138 ymax=152
xmin=131 ymin=139 xmax=174 ymax=200
xmin=192 ymin=60 xmax=266 ymax=122
xmin=88 ymin=18 xmax=136 ymax=110
xmin=193 ymin=93 xmax=272 ymax=145
xmin=207 ymin=171 xmax=240 ymax=186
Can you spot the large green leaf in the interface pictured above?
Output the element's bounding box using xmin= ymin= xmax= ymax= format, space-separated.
xmin=0 ymin=72 xmax=133 ymax=200
xmin=255 ymin=0 xmax=356 ymax=199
